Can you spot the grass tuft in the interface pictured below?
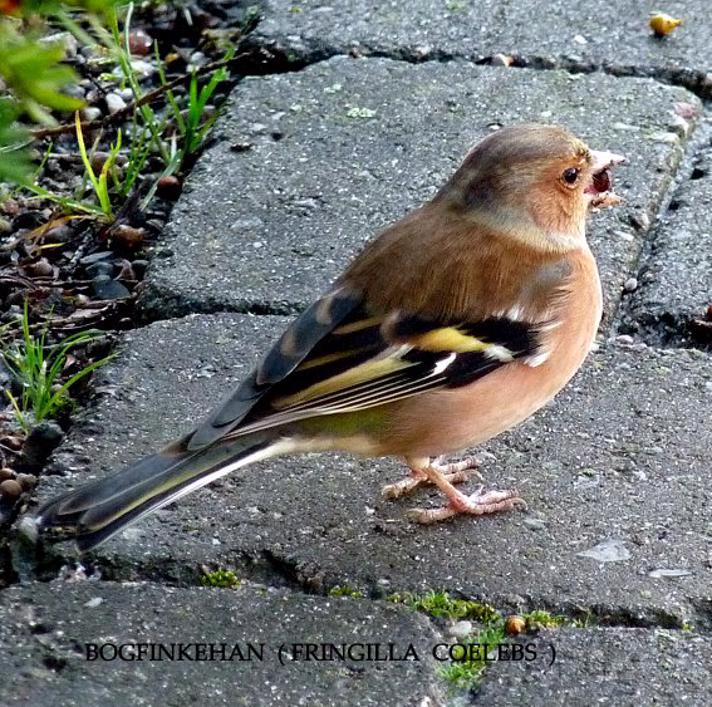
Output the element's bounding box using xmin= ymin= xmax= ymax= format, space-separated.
xmin=2 ymin=301 xmax=114 ymax=432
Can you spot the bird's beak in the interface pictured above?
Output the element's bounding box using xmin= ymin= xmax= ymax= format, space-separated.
xmin=586 ymin=150 xmax=627 ymax=209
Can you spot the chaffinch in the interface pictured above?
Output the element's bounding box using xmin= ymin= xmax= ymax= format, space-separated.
xmin=28 ymin=123 xmax=625 ymax=551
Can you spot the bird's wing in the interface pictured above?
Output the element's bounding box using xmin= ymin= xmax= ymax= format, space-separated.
xmin=188 ymin=287 xmax=545 ymax=449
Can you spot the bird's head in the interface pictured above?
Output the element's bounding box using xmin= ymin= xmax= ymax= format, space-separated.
xmin=440 ymin=123 xmax=625 ymax=252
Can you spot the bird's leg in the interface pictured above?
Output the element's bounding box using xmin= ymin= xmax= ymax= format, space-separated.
xmin=381 ymin=456 xmax=480 ymax=500
xmin=404 ymin=457 xmax=525 ymax=524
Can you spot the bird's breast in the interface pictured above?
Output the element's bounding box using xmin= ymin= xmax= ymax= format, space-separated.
xmin=374 ymin=248 xmax=602 ymax=458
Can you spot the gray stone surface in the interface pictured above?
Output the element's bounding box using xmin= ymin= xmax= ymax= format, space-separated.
xmin=622 ymin=135 xmax=712 ymax=347
xmin=0 ymin=580 xmax=444 ymax=707
xmin=251 ymin=1 xmax=712 ymax=96
xmin=28 ymin=313 xmax=712 ymax=627
xmin=144 ymin=57 xmax=700 ymax=327
xmin=478 ymin=627 xmax=712 ymax=706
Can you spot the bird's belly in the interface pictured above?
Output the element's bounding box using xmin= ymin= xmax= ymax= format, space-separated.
xmin=375 ymin=311 xmax=599 ymax=458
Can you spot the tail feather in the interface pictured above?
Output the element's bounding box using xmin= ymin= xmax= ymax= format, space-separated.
xmin=32 ymin=432 xmax=283 ymax=552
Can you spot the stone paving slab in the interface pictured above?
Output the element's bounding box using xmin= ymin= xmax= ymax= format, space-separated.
xmin=250 ymin=1 xmax=712 ymax=96
xmin=26 ymin=313 xmax=712 ymax=626
xmin=143 ymin=57 xmax=700 ymax=327
xmin=622 ymin=136 xmax=712 ymax=347
xmin=0 ymin=580 xmax=444 ymax=706
xmin=478 ymin=627 xmax=712 ymax=705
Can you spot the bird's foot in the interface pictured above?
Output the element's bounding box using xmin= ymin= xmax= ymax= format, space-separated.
xmin=407 ymin=485 xmax=525 ymax=524
xmin=381 ymin=457 xmax=480 ymax=500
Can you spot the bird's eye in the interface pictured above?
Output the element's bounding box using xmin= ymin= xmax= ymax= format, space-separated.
xmin=562 ymin=167 xmax=580 ymax=185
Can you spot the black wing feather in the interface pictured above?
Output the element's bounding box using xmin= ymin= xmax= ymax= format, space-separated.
xmin=190 ymin=297 xmax=542 ymax=447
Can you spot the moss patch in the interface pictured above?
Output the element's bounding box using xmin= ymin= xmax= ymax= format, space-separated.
xmin=328 ymin=585 xmax=365 ymax=599
xmin=387 ymin=591 xmax=499 ymax=623
xmin=200 ymin=568 xmax=241 ymax=589
xmin=388 ymin=591 xmax=590 ymax=691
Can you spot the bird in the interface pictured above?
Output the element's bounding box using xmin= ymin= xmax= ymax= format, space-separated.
xmin=25 ymin=123 xmax=625 ymax=552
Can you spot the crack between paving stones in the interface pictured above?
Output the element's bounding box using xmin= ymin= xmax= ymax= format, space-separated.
xmin=136 ymin=290 xmax=306 ymax=329
xmin=10 ymin=521 xmax=710 ymax=634
xmin=6 ymin=548 xmax=712 ymax=637
xmin=614 ymin=121 xmax=712 ymax=350
xmin=239 ymin=38 xmax=712 ymax=100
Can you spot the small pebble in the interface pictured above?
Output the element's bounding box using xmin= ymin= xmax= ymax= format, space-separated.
xmin=0 ymin=468 xmax=15 ymax=481
xmin=623 ymin=277 xmax=638 ymax=292
xmin=128 ymin=60 xmax=155 ymax=80
xmin=188 ymin=51 xmax=207 ymax=69
xmin=616 ymin=334 xmax=635 ymax=345
xmin=412 ymin=44 xmax=432 ymax=59
xmin=110 ymin=224 xmax=145 ymax=251
xmin=490 ymin=53 xmax=513 ymax=67
xmin=0 ymin=479 xmax=23 ymax=500
xmin=1 ymin=198 xmax=20 ymax=216
xmin=128 ymin=29 xmax=152 ymax=56
xmin=22 ymin=422 xmax=64 ymax=468
xmin=92 ymin=275 xmax=131 ymax=300
xmin=84 ymin=597 xmax=104 ymax=608
xmin=85 ymin=261 xmax=115 ymax=278
xmin=156 ymin=175 xmax=182 ymax=201
xmin=90 ymin=151 xmax=111 ymax=174
xmin=449 ymin=621 xmax=473 ymax=639
xmin=40 ymin=32 xmax=78 ymax=59
xmin=81 ymin=106 xmax=102 ymax=122
xmin=105 ymin=92 xmax=127 ymax=115
xmin=13 ymin=210 xmax=46 ymax=230
xmin=25 ymin=258 xmax=53 ymax=277
xmin=44 ymin=224 xmax=72 ymax=243
xmin=16 ymin=473 xmax=37 ymax=491
xmin=629 ymin=211 xmax=650 ymax=231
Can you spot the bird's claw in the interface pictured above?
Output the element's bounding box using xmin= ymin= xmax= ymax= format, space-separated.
xmin=406 ymin=487 xmax=525 ymax=525
xmin=381 ymin=457 xmax=481 ymax=500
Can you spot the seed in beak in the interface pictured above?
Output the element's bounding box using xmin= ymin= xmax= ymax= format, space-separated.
xmin=592 ymin=168 xmax=611 ymax=193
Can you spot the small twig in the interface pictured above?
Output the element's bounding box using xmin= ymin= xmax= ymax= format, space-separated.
xmin=30 ymin=53 xmax=246 ymax=140
xmin=17 ymin=278 xmax=95 ymax=287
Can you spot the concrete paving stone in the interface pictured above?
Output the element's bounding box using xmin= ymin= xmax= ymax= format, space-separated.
xmin=0 ymin=580 xmax=444 ymax=707
xmin=250 ymin=0 xmax=712 ymax=97
xmin=477 ymin=627 xmax=712 ymax=706
xmin=622 ymin=135 xmax=712 ymax=347
xmin=24 ymin=313 xmax=712 ymax=626
xmin=143 ymin=57 xmax=700 ymax=327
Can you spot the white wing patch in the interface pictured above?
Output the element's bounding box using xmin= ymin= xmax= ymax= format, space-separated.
xmin=433 ymin=352 xmax=457 ymax=374
xmin=524 ymin=350 xmax=550 ymax=368
xmin=483 ymin=344 xmax=514 ymax=362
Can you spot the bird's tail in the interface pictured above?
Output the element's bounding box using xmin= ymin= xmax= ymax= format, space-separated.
xmin=26 ymin=432 xmax=286 ymax=552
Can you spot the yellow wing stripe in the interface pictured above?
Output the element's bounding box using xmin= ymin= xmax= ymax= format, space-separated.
xmin=273 ymin=356 xmax=414 ymax=409
xmin=295 ymin=347 xmax=371 ymax=371
xmin=332 ymin=316 xmax=383 ymax=335
xmin=409 ymin=327 xmax=507 ymax=355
